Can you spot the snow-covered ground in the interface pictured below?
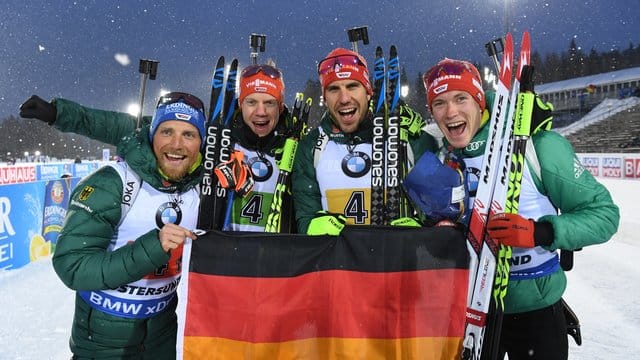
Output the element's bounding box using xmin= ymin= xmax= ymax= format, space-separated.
xmin=0 ymin=178 xmax=638 ymax=360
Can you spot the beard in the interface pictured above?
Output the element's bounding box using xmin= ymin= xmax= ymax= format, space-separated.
xmin=157 ymin=155 xmax=192 ymax=182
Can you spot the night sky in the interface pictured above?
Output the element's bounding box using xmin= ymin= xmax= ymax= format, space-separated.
xmin=2 ymin=0 xmax=638 ymax=119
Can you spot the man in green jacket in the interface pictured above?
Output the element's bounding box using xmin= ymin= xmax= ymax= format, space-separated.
xmin=420 ymin=58 xmax=619 ymax=359
xmin=22 ymin=92 xmax=205 ymax=358
xmin=21 ymin=63 xmax=298 ymax=233
xmin=292 ymin=48 xmax=438 ymax=233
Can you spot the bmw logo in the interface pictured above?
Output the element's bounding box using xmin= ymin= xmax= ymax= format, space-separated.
xmin=467 ymin=166 xmax=481 ymax=197
xmin=342 ymin=151 xmax=371 ymax=178
xmin=248 ymin=156 xmax=273 ymax=182
xmin=156 ymin=202 xmax=182 ymax=228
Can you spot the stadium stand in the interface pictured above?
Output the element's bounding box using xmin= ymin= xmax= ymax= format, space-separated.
xmin=555 ymin=98 xmax=640 ymax=153
xmin=535 ymin=67 xmax=640 ymax=153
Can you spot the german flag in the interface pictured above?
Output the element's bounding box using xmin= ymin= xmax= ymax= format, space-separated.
xmin=177 ymin=226 xmax=469 ymax=359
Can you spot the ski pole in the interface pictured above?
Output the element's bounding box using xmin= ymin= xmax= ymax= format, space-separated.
xmin=346 ymin=26 xmax=369 ymax=54
xmin=136 ymin=59 xmax=158 ymax=129
xmin=485 ymin=37 xmax=504 ymax=81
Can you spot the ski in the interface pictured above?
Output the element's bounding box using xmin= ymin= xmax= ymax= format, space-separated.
xmin=197 ymin=57 xmax=238 ymax=231
xmin=481 ymin=31 xmax=531 ymax=359
xmin=218 ymin=58 xmax=240 ymax=232
xmin=370 ymin=46 xmax=386 ymax=225
xmin=197 ymin=57 xmax=227 ymax=231
xmin=461 ymin=32 xmax=514 ymax=360
xmin=385 ymin=45 xmax=401 ymax=221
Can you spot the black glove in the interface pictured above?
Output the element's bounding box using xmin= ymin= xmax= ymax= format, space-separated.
xmin=19 ymin=95 xmax=56 ymax=125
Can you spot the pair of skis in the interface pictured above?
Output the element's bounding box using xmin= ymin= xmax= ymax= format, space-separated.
xmin=370 ymin=45 xmax=409 ymax=225
xmin=461 ymin=31 xmax=531 ymax=360
xmin=197 ymin=57 xmax=238 ymax=231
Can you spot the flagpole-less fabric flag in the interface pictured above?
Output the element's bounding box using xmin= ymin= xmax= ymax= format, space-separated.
xmin=176 ymin=226 xmax=469 ymax=360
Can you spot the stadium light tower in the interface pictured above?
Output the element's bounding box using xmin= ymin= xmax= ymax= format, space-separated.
xmin=504 ymin=0 xmax=510 ymax=35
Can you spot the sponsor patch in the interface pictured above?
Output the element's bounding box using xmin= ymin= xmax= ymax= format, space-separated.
xmin=433 ymin=84 xmax=448 ymax=95
xmin=174 ymin=113 xmax=192 ymax=121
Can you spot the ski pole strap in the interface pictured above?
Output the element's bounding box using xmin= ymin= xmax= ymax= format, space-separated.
xmin=516 ymin=65 xmax=554 ymax=136
xmin=532 ymin=96 xmax=553 ymax=133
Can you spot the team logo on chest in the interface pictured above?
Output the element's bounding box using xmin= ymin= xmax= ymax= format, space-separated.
xmin=248 ymin=156 xmax=273 ymax=182
xmin=156 ymin=202 xmax=183 ymax=228
xmin=342 ymin=151 xmax=371 ymax=178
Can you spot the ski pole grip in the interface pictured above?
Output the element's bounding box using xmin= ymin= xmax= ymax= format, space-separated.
xmin=513 ymin=65 xmax=536 ymax=137
xmin=279 ymin=138 xmax=298 ymax=172
xmin=519 ymin=65 xmax=535 ymax=93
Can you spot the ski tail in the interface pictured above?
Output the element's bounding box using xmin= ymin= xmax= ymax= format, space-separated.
xmin=370 ymin=46 xmax=386 ymax=225
xmin=562 ymin=299 xmax=582 ymax=346
xmin=197 ymin=56 xmax=226 ymax=231
xmin=385 ymin=45 xmax=401 ymax=222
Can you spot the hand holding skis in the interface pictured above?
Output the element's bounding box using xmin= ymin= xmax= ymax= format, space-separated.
xmin=486 ymin=213 xmax=553 ymax=248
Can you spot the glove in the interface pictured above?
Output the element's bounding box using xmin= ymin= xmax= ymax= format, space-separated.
xmin=398 ymin=103 xmax=426 ymax=137
xmin=486 ymin=213 xmax=554 ymax=248
xmin=403 ymin=152 xmax=468 ymax=225
xmin=390 ymin=217 xmax=422 ymax=227
xmin=531 ymin=95 xmax=553 ymax=133
xmin=307 ymin=211 xmax=346 ymax=236
xmin=214 ymin=150 xmax=254 ymax=197
xmin=19 ymin=95 xmax=57 ymax=125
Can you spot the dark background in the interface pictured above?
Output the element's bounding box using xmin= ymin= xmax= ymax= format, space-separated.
xmin=2 ymin=0 xmax=639 ymax=160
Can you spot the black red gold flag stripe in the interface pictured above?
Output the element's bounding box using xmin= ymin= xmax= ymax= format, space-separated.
xmin=177 ymin=226 xmax=469 ymax=360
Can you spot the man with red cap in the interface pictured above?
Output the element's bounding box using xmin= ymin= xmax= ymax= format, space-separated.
xmin=416 ymin=58 xmax=619 ymax=359
xmin=292 ymin=48 xmax=438 ymax=234
xmin=220 ymin=63 xmax=300 ymax=232
xmin=19 ymin=62 xmax=300 ymax=233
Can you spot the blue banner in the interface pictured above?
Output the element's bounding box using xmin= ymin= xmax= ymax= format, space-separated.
xmin=73 ymin=162 xmax=99 ymax=178
xmin=37 ymin=163 xmax=68 ymax=180
xmin=0 ymin=181 xmax=46 ymax=269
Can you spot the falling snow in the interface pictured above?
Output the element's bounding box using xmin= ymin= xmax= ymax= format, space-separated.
xmin=1 ymin=0 xmax=638 ymax=118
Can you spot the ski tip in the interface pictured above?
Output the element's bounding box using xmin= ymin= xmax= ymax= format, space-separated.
xmin=505 ymin=32 xmax=513 ymax=43
xmin=517 ymin=31 xmax=532 ymax=79
xmin=499 ymin=34 xmax=514 ymax=83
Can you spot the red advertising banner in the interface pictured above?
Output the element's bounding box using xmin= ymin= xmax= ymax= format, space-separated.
xmin=624 ymin=158 xmax=640 ymax=179
xmin=0 ymin=165 xmax=37 ymax=185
